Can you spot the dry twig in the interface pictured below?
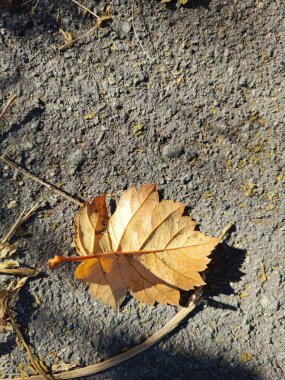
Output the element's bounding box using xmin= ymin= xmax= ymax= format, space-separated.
xmin=7 ymin=306 xmax=54 ymax=380
xmin=0 ymin=95 xmax=17 ymax=120
xmin=1 ymin=209 xmax=26 ymax=244
xmin=1 ymin=199 xmax=43 ymax=245
xmin=131 ymin=0 xmax=152 ymax=61
xmin=0 ymin=155 xmax=82 ymax=206
xmin=0 ymin=268 xmax=39 ymax=276
xmin=70 ymin=0 xmax=99 ymax=19
xmin=59 ymin=25 xmax=98 ymax=50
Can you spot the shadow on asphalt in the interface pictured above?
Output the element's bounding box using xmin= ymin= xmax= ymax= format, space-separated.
xmin=3 ymin=240 xmax=254 ymax=380
xmin=206 ymin=241 xmax=246 ymax=297
xmin=0 ymin=104 xmax=45 ymax=142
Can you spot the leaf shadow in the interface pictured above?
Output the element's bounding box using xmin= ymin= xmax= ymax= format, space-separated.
xmin=180 ymin=241 xmax=246 ymax=312
xmin=3 ymin=238 xmax=257 ymax=380
xmin=205 ymin=242 xmax=246 ymax=297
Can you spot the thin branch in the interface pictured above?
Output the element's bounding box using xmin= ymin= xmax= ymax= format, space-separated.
xmin=131 ymin=0 xmax=152 ymax=61
xmin=7 ymin=306 xmax=54 ymax=380
xmin=70 ymin=0 xmax=99 ymax=19
xmin=0 ymin=95 xmax=17 ymax=120
xmin=22 ymin=199 xmax=44 ymax=222
xmin=1 ymin=199 xmax=43 ymax=244
xmin=219 ymin=222 xmax=234 ymax=240
xmin=59 ymin=25 xmax=98 ymax=50
xmin=0 ymin=268 xmax=39 ymax=276
xmin=1 ymin=208 xmax=26 ymax=244
xmin=0 ymin=155 xmax=82 ymax=206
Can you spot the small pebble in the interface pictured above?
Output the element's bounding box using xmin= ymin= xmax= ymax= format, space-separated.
xmin=122 ymin=21 xmax=132 ymax=34
xmin=7 ymin=200 xmax=17 ymax=209
xmin=162 ymin=145 xmax=185 ymax=159
xmin=180 ymin=173 xmax=193 ymax=184
xmin=69 ymin=150 xmax=85 ymax=171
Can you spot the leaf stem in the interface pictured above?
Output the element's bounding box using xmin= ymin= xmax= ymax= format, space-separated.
xmin=48 ymin=241 xmax=218 ymax=269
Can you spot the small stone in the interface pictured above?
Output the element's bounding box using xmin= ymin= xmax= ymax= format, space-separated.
xmin=261 ymin=296 xmax=269 ymax=308
xmin=162 ymin=145 xmax=185 ymax=159
xmin=22 ymin=141 xmax=34 ymax=151
xmin=268 ymin=298 xmax=279 ymax=311
xmin=276 ymin=352 xmax=285 ymax=362
xmin=31 ymin=120 xmax=43 ymax=131
xmin=36 ymin=135 xmax=45 ymax=144
xmin=7 ymin=200 xmax=17 ymax=209
xmin=239 ymin=77 xmax=248 ymax=87
xmin=228 ymin=66 xmax=234 ymax=75
xmin=107 ymin=75 xmax=116 ymax=85
xmin=133 ymin=71 xmax=147 ymax=86
xmin=69 ymin=150 xmax=85 ymax=171
xmin=187 ymin=151 xmax=198 ymax=161
xmin=261 ymin=295 xmax=279 ymax=311
xmin=180 ymin=173 xmax=192 ymax=184
xmin=122 ymin=21 xmax=132 ymax=34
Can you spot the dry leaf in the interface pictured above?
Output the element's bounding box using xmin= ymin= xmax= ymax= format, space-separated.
xmin=52 ymin=362 xmax=76 ymax=373
xmin=59 ymin=28 xmax=75 ymax=45
xmin=0 ymin=290 xmax=9 ymax=332
xmin=73 ymin=195 xmax=109 ymax=257
xmin=257 ymin=262 xmax=267 ymax=283
xmin=71 ymin=184 xmax=219 ymax=309
xmin=241 ymin=182 xmax=257 ymax=197
xmin=84 ymin=111 xmax=97 ymax=120
xmin=97 ymin=5 xmax=112 ymax=28
xmin=0 ymin=277 xmax=29 ymax=332
xmin=0 ymin=242 xmax=17 ymax=258
xmin=13 ymin=277 xmax=30 ymax=292
xmin=0 ymin=260 xmax=19 ymax=269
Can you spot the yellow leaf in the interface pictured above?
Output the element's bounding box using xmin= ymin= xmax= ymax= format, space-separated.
xmin=257 ymin=262 xmax=267 ymax=283
xmin=265 ymin=203 xmax=275 ymax=211
xmin=241 ymin=182 xmax=257 ymax=197
xmin=240 ymin=352 xmax=253 ymax=363
xmin=132 ymin=123 xmax=145 ymax=136
xmin=83 ymin=111 xmax=97 ymax=120
xmin=0 ymin=260 xmax=19 ymax=269
xmin=73 ymin=195 xmax=109 ymax=257
xmin=73 ymin=185 xmax=219 ymax=308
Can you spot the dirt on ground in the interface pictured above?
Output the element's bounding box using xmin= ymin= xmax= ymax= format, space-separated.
xmin=0 ymin=0 xmax=284 ymax=379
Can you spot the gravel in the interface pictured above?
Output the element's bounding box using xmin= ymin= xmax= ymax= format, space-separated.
xmin=0 ymin=0 xmax=284 ymax=379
